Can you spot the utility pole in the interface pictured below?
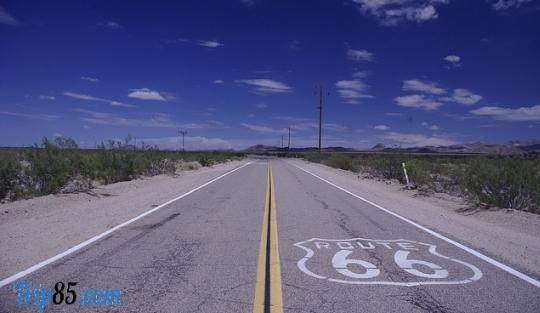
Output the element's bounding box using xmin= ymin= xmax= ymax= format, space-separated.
xmin=281 ymin=135 xmax=284 ymax=149
xmin=178 ymin=130 xmax=187 ymax=152
xmin=288 ymin=127 xmax=291 ymax=150
xmin=317 ymin=85 xmax=323 ymax=153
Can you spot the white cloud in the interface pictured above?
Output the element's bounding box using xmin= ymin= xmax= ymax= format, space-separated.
xmin=374 ymin=125 xmax=390 ymax=130
xmin=64 ymin=91 xmax=136 ymax=108
xmin=73 ymin=109 xmax=209 ymax=128
xmin=255 ymin=103 xmax=268 ymax=109
xmin=198 ymin=40 xmax=224 ymax=48
xmin=98 ymin=21 xmax=122 ymax=30
xmin=383 ymin=132 xmax=457 ymax=147
xmin=141 ymin=135 xmax=234 ymax=150
xmin=39 ymin=95 xmax=56 ymax=100
xmin=351 ymin=0 xmax=449 ymax=26
xmin=443 ymin=55 xmax=461 ymax=67
xmin=444 ymin=88 xmax=482 ymax=105
xmin=128 ymin=88 xmax=173 ymax=101
xmin=241 ymin=123 xmax=288 ymax=134
xmin=403 ymin=79 xmax=447 ymax=95
xmin=81 ymin=76 xmax=99 ymax=82
xmin=0 ymin=111 xmax=58 ymax=121
xmin=335 ymin=77 xmax=374 ymax=104
xmin=248 ymin=113 xmax=255 ymax=118
xmin=236 ymin=79 xmax=292 ymax=94
xmin=421 ymin=121 xmax=439 ymax=130
xmin=213 ymin=79 xmax=224 ymax=84
xmin=470 ymin=104 xmax=540 ymax=121
xmin=0 ymin=5 xmax=19 ymax=26
xmin=347 ymin=48 xmax=374 ymax=62
xmin=395 ymin=94 xmax=443 ymax=110
xmin=490 ymin=0 xmax=533 ymax=10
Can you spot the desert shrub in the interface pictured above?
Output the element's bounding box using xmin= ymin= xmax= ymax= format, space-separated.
xmin=301 ymin=152 xmax=540 ymax=213
xmin=0 ymin=136 xmax=245 ymax=202
xmin=0 ymin=155 xmax=22 ymax=200
xmin=463 ymin=157 xmax=540 ymax=212
xmin=323 ymin=154 xmax=354 ymax=171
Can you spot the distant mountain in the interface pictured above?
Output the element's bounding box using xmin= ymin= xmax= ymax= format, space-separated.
xmin=370 ymin=140 xmax=540 ymax=154
xmin=245 ymin=140 xmax=540 ymax=154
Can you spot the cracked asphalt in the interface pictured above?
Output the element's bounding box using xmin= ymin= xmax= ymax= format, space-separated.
xmin=1 ymin=158 xmax=539 ymax=312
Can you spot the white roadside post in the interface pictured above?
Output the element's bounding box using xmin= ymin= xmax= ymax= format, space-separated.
xmin=402 ymin=162 xmax=411 ymax=189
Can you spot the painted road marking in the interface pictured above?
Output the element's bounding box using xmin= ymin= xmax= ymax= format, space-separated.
xmin=295 ymin=238 xmax=482 ymax=286
xmin=0 ymin=161 xmax=253 ymax=289
xmin=290 ymin=163 xmax=540 ymax=288
xmin=253 ymin=162 xmax=283 ymax=313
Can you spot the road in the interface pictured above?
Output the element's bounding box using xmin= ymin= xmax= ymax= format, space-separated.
xmin=1 ymin=158 xmax=539 ymax=312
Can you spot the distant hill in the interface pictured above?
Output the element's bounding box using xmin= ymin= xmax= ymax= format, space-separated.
xmin=246 ymin=140 xmax=540 ymax=154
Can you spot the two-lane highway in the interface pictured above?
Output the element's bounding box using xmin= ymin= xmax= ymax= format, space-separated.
xmin=1 ymin=158 xmax=539 ymax=312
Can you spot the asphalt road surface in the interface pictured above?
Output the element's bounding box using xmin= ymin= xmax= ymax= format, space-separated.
xmin=1 ymin=158 xmax=539 ymax=313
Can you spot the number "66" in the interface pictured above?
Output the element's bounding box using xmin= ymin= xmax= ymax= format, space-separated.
xmin=332 ymin=250 xmax=449 ymax=279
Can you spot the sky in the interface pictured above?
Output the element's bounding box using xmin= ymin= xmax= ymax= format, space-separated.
xmin=1 ymin=0 xmax=539 ymax=150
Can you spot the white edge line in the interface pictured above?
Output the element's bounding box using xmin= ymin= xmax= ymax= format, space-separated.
xmin=0 ymin=161 xmax=253 ymax=289
xmin=290 ymin=162 xmax=540 ymax=288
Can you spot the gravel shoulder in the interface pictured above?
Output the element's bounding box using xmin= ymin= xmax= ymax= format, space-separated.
xmin=288 ymin=158 xmax=540 ymax=277
xmin=0 ymin=159 xmax=248 ymax=279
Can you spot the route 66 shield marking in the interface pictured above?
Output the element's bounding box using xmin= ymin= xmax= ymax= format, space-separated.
xmin=294 ymin=238 xmax=483 ymax=286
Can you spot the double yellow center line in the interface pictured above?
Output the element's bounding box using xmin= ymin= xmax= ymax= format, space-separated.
xmin=253 ymin=162 xmax=283 ymax=313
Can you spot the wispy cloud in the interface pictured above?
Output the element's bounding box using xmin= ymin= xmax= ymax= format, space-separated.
xmin=336 ymin=73 xmax=374 ymax=104
xmin=351 ymin=0 xmax=449 ymax=26
xmin=97 ymin=21 xmax=122 ymax=30
xmin=255 ymin=103 xmax=268 ymax=109
xmin=490 ymin=0 xmax=533 ymax=10
xmin=0 ymin=111 xmax=59 ymax=121
xmin=73 ymin=109 xmax=209 ymax=128
xmin=236 ymin=79 xmax=292 ymax=94
xmin=443 ymin=55 xmax=461 ymax=68
xmin=241 ymin=123 xmax=288 ymax=134
xmin=272 ymin=116 xmax=347 ymax=132
xmin=470 ymin=104 xmax=540 ymax=121
xmin=403 ymin=79 xmax=447 ymax=95
xmin=213 ymin=79 xmax=225 ymax=84
xmin=395 ymin=94 xmax=443 ymax=110
xmin=39 ymin=95 xmax=56 ymax=100
xmin=421 ymin=121 xmax=440 ymax=130
xmin=198 ymin=40 xmax=224 ymax=48
xmin=81 ymin=76 xmax=99 ymax=82
xmin=64 ymin=91 xmax=136 ymax=108
xmin=374 ymin=125 xmax=391 ymax=130
xmin=141 ymin=135 xmax=234 ymax=150
xmin=128 ymin=88 xmax=174 ymax=101
xmin=346 ymin=48 xmax=374 ymax=62
xmin=0 ymin=5 xmax=19 ymax=26
xmin=383 ymin=132 xmax=457 ymax=147
xmin=397 ymin=79 xmax=481 ymax=110
xmin=442 ymin=88 xmax=482 ymax=105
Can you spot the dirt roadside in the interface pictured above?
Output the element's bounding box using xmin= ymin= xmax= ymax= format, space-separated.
xmin=0 ymin=160 xmax=248 ymax=279
xmin=288 ymin=158 xmax=540 ymax=278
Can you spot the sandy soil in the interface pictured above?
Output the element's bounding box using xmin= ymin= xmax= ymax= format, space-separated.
xmin=0 ymin=160 xmax=248 ymax=279
xmin=288 ymin=158 xmax=540 ymax=277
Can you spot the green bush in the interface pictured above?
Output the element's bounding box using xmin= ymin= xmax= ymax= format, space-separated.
xmin=302 ymin=152 xmax=540 ymax=213
xmin=464 ymin=157 xmax=540 ymax=212
xmin=0 ymin=136 xmax=245 ymax=202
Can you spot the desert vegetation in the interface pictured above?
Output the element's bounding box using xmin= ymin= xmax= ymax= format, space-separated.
xmin=301 ymin=152 xmax=540 ymax=214
xmin=0 ymin=136 xmax=244 ymax=202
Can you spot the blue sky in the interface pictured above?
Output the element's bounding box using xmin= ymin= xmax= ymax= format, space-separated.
xmin=1 ymin=0 xmax=539 ymax=150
